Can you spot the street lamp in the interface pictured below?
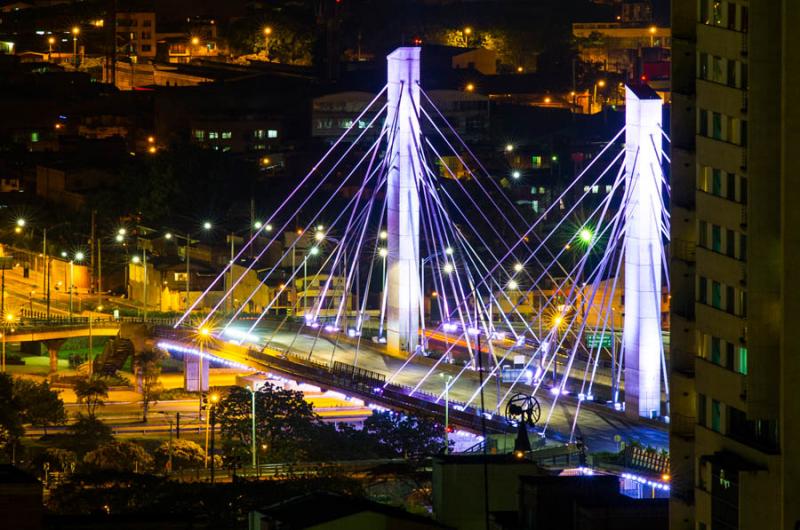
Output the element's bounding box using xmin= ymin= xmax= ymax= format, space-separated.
xmin=513 ymin=263 xmax=524 ymax=273
xmin=302 ymin=247 xmax=320 ymax=317
xmin=512 ymin=170 xmax=521 ymax=180
xmin=71 ymin=26 xmax=80 ymax=68
xmin=440 ymin=373 xmax=453 ymax=454
xmin=69 ymin=252 xmax=84 ymax=321
xmin=47 ymin=36 xmax=55 ymax=60
xmin=1 ymin=313 xmax=14 ymax=373
xmin=131 ymin=251 xmax=148 ymax=319
xmin=263 ymin=26 xmax=272 ymax=60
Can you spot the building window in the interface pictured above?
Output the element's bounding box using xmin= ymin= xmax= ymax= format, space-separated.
xmin=254 ymin=129 xmax=266 ymax=139
xmin=141 ymin=31 xmax=152 ymax=40
xmin=267 ymin=129 xmax=278 ymax=138
xmin=711 ymin=280 xmax=721 ymax=309
xmin=711 ymin=336 xmax=721 ymax=364
xmin=711 ymin=225 xmax=721 ymax=253
xmin=711 ymin=399 xmax=721 ymax=432
xmin=699 ymin=276 xmax=708 ymax=304
xmin=193 ymin=129 xmax=205 ymax=141
xmin=738 ymin=347 xmax=748 ymax=375
xmin=726 ymin=228 xmax=735 ymax=257
xmin=699 ymin=109 xmax=708 ymax=136
xmin=30 ymin=132 xmax=39 ymax=143
xmin=208 ymin=131 xmax=219 ymax=139
xmin=141 ymin=44 xmax=151 ymax=52
xmin=698 ymin=393 xmax=707 ymax=426
xmin=221 ymin=131 xmax=232 ymax=139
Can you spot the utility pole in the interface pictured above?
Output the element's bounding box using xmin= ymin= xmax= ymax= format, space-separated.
xmin=90 ymin=210 xmax=96 ymax=295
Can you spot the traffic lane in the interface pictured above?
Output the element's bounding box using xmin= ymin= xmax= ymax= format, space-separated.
xmin=261 ymin=331 xmax=667 ymax=452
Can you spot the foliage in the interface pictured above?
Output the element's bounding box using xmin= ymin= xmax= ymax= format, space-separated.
xmin=84 ymin=441 xmax=153 ymax=473
xmin=216 ymin=384 xmax=318 ymax=462
xmin=40 ymin=447 xmax=78 ymax=473
xmin=53 ymin=415 xmax=114 ymax=456
xmin=74 ymin=376 xmax=108 ymax=418
xmin=363 ymin=411 xmax=446 ymax=458
xmin=13 ymin=378 xmax=67 ymax=434
xmin=134 ymin=348 xmax=164 ymax=422
xmin=225 ymin=12 xmax=314 ymax=64
xmin=0 ymin=373 xmax=23 ymax=453
xmin=153 ymin=439 xmax=205 ymax=472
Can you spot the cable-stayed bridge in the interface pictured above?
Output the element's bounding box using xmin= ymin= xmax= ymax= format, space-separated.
xmin=170 ymin=47 xmax=671 ymax=449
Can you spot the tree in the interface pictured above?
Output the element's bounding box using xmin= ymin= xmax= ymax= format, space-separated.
xmin=13 ymin=378 xmax=67 ymax=435
xmin=153 ymin=439 xmax=205 ymax=471
xmin=0 ymin=373 xmax=23 ymax=453
xmin=216 ymin=384 xmax=318 ymax=462
xmin=84 ymin=441 xmax=153 ymax=473
xmin=40 ymin=448 xmax=78 ymax=473
xmin=74 ymin=376 xmax=108 ymax=419
xmin=56 ymin=414 xmax=114 ymax=456
xmin=134 ymin=348 xmax=163 ymax=422
xmin=363 ymin=411 xmax=446 ymax=458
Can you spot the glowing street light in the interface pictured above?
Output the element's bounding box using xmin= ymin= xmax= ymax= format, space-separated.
xmin=378 ymin=248 xmax=388 ymax=258
xmin=265 ymin=223 xmax=273 ymax=232
xmin=379 ymin=230 xmax=388 ymax=240
xmin=465 ymin=83 xmax=475 ymax=92
xmin=513 ymin=263 xmax=523 ymax=272
xmin=507 ymin=280 xmax=518 ymax=290
xmin=505 ymin=144 xmax=514 ymax=152
xmin=16 ymin=218 xmax=25 ymax=228
xmin=263 ymin=26 xmax=273 ymax=36
xmin=74 ymin=251 xmax=84 ymax=261
xmin=254 ymin=221 xmax=263 ymax=229
xmin=314 ymin=230 xmax=325 ymax=242
xmin=578 ymin=227 xmax=593 ymax=244
xmin=443 ymin=263 xmax=454 ymax=274
xmin=309 ymin=246 xmax=320 ymax=256
xmin=203 ymin=221 xmax=212 ymax=230
xmin=115 ymin=234 xmax=124 ymax=243
xmin=512 ymin=170 xmax=521 ymax=179
xmin=71 ymin=26 xmax=80 ymax=68
xmin=131 ymin=255 xmax=141 ymax=264
xmin=164 ymin=232 xmax=172 ymax=240
xmin=445 ymin=247 xmax=454 ymax=255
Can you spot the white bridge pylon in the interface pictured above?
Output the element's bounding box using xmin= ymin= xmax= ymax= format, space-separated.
xmin=386 ymin=47 xmax=422 ymax=358
xmin=176 ymin=46 xmax=671 ymax=432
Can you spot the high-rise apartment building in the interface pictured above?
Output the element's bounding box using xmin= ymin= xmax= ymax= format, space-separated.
xmin=670 ymin=1 xmax=800 ymax=529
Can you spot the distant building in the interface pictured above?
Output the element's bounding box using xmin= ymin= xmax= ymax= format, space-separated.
xmin=572 ymin=21 xmax=671 ymax=100
xmin=312 ymin=89 xmax=489 ymax=143
xmin=116 ymin=11 xmax=157 ymax=59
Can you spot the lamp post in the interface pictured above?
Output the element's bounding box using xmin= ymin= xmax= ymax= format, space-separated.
xmin=47 ymin=36 xmax=55 ymax=61
xmin=71 ymin=26 xmax=79 ymax=68
xmin=1 ymin=313 xmax=14 ymax=373
xmin=440 ymin=373 xmax=453 ymax=454
xmin=131 ymin=251 xmax=147 ymax=319
xmin=303 ymin=246 xmax=320 ymax=318
xmin=247 ymin=384 xmax=257 ymax=470
xmin=263 ymin=26 xmax=272 ymax=60
xmin=69 ymin=252 xmax=85 ymax=321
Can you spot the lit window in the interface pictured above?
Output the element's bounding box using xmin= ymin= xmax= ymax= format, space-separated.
xmin=254 ymin=129 xmax=265 ymax=139
xmin=605 ymin=185 xmax=612 ymax=193
xmin=591 ymin=185 xmax=599 ymax=194
xmin=221 ymin=131 xmax=232 ymax=139
xmin=208 ymin=131 xmax=219 ymax=139
xmin=267 ymin=129 xmax=278 ymax=138
xmin=30 ymin=132 xmax=39 ymax=143
xmin=194 ymin=130 xmax=205 ymax=140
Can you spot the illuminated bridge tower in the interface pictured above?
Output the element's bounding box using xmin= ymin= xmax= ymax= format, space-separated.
xmin=386 ymin=47 xmax=422 ymax=358
xmin=623 ymin=85 xmax=664 ymax=419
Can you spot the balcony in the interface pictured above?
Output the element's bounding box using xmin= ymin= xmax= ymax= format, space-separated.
xmin=671 ymin=413 xmax=697 ymax=439
xmin=672 ymin=238 xmax=696 ymax=263
xmin=695 ymin=356 xmax=746 ymax=409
